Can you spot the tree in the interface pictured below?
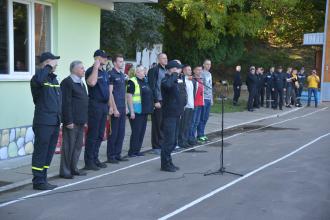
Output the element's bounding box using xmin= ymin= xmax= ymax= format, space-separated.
xmin=255 ymin=0 xmax=326 ymax=47
xmin=101 ymin=3 xmax=164 ymax=59
xmin=158 ymin=0 xmax=326 ymax=70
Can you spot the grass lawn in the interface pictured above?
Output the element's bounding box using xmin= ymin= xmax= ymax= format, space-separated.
xmin=211 ymin=98 xmax=247 ymax=113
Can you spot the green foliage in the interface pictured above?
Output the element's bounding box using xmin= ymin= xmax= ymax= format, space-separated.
xmin=101 ymin=3 xmax=164 ymax=59
xmin=211 ymin=99 xmax=247 ymax=113
xmin=158 ymin=0 xmax=326 ymax=74
xmin=255 ymin=0 xmax=326 ymax=46
xmin=163 ymin=0 xmax=266 ymax=50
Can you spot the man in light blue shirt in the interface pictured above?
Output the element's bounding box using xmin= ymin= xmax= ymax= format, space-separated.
xmin=197 ymin=59 xmax=213 ymax=142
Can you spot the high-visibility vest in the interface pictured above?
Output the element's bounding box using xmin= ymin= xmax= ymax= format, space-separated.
xmin=130 ymin=77 xmax=142 ymax=113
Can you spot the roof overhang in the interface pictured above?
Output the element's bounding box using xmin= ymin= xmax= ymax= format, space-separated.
xmin=80 ymin=0 xmax=158 ymax=11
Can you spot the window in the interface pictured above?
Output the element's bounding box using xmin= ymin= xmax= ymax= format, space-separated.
xmin=13 ymin=2 xmax=29 ymax=72
xmin=0 ymin=0 xmax=8 ymax=74
xmin=0 ymin=0 xmax=52 ymax=80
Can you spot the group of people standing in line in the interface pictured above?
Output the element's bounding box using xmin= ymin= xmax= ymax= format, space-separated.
xmin=30 ymin=50 xmax=213 ymax=190
xmin=232 ymin=65 xmax=320 ymax=111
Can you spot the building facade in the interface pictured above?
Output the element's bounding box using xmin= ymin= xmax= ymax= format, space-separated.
xmin=0 ymin=0 xmax=156 ymax=161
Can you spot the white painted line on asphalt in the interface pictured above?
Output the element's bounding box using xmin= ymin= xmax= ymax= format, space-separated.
xmin=175 ymin=107 xmax=328 ymax=154
xmin=159 ymin=132 xmax=330 ymax=220
xmin=221 ymin=107 xmax=302 ymax=131
xmin=0 ymin=107 xmax=324 ymax=208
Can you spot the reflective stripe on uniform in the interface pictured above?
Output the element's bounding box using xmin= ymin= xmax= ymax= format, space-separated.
xmin=43 ymin=165 xmax=49 ymax=169
xmin=43 ymin=82 xmax=60 ymax=87
xmin=32 ymin=166 xmax=44 ymax=171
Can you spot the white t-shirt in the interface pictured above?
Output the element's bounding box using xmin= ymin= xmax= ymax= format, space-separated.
xmin=185 ymin=76 xmax=194 ymax=109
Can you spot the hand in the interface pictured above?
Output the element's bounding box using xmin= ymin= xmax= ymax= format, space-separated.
xmin=48 ymin=59 xmax=57 ymax=68
xmin=155 ymin=102 xmax=161 ymax=109
xmin=66 ymin=123 xmax=74 ymax=129
xmin=94 ymin=59 xmax=101 ymax=69
xmin=114 ymin=109 xmax=120 ymax=117
xmin=283 ymin=88 xmax=286 ymax=92
xmin=272 ymin=88 xmax=275 ymax=91
xmin=109 ymin=107 xmax=114 ymax=115
xmin=130 ymin=113 xmax=135 ymax=120
xmin=237 ymin=86 xmax=240 ymax=89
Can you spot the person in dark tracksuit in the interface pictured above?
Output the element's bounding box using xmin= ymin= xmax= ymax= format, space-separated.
xmin=107 ymin=54 xmax=129 ymax=163
xmin=84 ymin=50 xmax=109 ymax=171
xmin=296 ymin=67 xmax=306 ymax=107
xmin=173 ymin=61 xmax=187 ymax=149
xmin=233 ymin=65 xmax=242 ymax=106
xmin=259 ymin=68 xmax=266 ymax=107
xmin=30 ymin=52 xmax=61 ymax=190
xmin=285 ymin=67 xmax=294 ymax=108
xmin=265 ymin=67 xmax=275 ymax=108
xmin=60 ymin=61 xmax=88 ymax=179
xmin=148 ymin=53 xmax=168 ymax=155
xmin=272 ymin=66 xmax=286 ymax=110
xmin=126 ymin=65 xmax=153 ymax=157
xmin=246 ymin=66 xmax=258 ymax=112
xmin=160 ymin=60 xmax=185 ymax=172
xmin=253 ymin=68 xmax=261 ymax=109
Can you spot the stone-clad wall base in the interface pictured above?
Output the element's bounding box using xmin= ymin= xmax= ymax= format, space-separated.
xmin=0 ymin=126 xmax=34 ymax=160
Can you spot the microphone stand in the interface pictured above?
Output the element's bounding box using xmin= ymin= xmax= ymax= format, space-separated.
xmin=191 ymin=75 xmax=242 ymax=177
xmin=204 ymin=93 xmax=243 ymax=177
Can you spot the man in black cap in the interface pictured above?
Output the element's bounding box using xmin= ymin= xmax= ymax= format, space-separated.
xmin=160 ymin=60 xmax=185 ymax=172
xmin=84 ymin=49 xmax=109 ymax=170
xmin=30 ymin=52 xmax=61 ymax=190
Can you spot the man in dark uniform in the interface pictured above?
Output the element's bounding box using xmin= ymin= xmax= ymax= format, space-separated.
xmin=84 ymin=50 xmax=109 ymax=170
xmin=259 ymin=67 xmax=266 ymax=107
xmin=107 ymin=54 xmax=129 ymax=163
xmin=253 ymin=68 xmax=261 ymax=108
xmin=296 ymin=67 xmax=306 ymax=107
xmin=147 ymin=53 xmax=168 ymax=155
xmin=30 ymin=52 xmax=61 ymax=190
xmin=265 ymin=67 xmax=275 ymax=108
xmin=272 ymin=66 xmax=286 ymax=110
xmin=233 ymin=65 xmax=242 ymax=106
xmin=246 ymin=66 xmax=258 ymax=112
xmin=161 ymin=60 xmax=185 ymax=172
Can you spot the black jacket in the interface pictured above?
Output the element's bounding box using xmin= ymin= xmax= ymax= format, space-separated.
xmin=147 ymin=64 xmax=166 ymax=103
xmin=61 ymin=76 xmax=89 ymax=126
xmin=233 ymin=71 xmax=242 ymax=87
xmin=246 ymin=72 xmax=258 ymax=92
xmin=265 ymin=72 xmax=274 ymax=88
xmin=30 ymin=65 xmax=62 ymax=126
xmin=272 ymin=72 xmax=287 ymax=89
xmin=161 ymin=73 xmax=185 ymax=118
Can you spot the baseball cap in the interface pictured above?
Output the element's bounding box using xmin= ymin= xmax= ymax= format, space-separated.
xmin=39 ymin=52 xmax=60 ymax=63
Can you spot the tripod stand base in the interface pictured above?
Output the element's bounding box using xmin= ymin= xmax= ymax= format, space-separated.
xmin=204 ymin=167 xmax=243 ymax=177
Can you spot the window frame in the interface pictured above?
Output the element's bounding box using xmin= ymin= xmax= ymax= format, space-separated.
xmin=0 ymin=0 xmax=53 ymax=81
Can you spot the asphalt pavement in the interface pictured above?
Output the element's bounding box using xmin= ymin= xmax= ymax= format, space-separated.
xmin=0 ymin=105 xmax=329 ymax=220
